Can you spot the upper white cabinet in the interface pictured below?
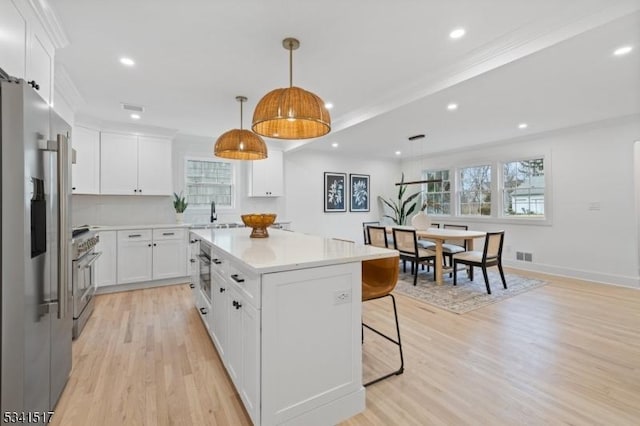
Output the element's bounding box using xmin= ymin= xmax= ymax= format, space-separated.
xmin=71 ymin=126 xmax=100 ymax=194
xmin=248 ymin=149 xmax=283 ymax=197
xmin=1 ymin=0 xmax=55 ymax=104
xmin=0 ymin=0 xmax=28 ymax=79
xmin=100 ymin=132 xmax=172 ymax=195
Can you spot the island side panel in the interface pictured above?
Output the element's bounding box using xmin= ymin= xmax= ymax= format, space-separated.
xmin=261 ymin=262 xmax=365 ymax=426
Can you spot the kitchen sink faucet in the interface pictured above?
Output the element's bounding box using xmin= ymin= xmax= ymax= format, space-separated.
xmin=210 ymin=201 xmax=217 ymax=223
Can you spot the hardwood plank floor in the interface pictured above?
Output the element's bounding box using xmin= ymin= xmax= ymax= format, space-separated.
xmin=51 ymin=269 xmax=640 ymax=425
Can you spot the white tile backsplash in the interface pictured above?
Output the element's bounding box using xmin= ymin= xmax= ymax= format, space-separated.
xmin=72 ymin=195 xmax=175 ymax=227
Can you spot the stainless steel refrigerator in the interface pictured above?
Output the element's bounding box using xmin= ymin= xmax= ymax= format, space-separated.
xmin=1 ymin=72 xmax=73 ymax=413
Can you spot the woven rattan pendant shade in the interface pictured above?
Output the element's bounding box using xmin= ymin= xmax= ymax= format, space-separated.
xmin=215 ymin=96 xmax=268 ymax=160
xmin=252 ymin=38 xmax=331 ymax=140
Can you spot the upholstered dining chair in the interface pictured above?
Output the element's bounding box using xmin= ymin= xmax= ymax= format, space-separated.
xmin=392 ymin=228 xmax=435 ymax=286
xmin=367 ymin=225 xmax=388 ymax=248
xmin=362 ymin=255 xmax=404 ymax=386
xmin=362 ymin=221 xmax=380 ymax=244
xmin=442 ymin=224 xmax=469 ymax=267
xmin=453 ymin=231 xmax=507 ymax=294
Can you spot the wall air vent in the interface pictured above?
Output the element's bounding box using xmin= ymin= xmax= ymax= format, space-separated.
xmin=408 ymin=134 xmax=425 ymax=141
xmin=121 ymin=103 xmax=145 ymax=113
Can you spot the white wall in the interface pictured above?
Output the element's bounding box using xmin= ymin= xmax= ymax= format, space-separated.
xmin=401 ymin=117 xmax=640 ymax=288
xmin=284 ymin=149 xmax=401 ymax=243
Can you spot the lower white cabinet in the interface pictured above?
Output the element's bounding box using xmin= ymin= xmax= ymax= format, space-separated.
xmin=211 ymin=271 xmax=228 ymax=359
xmin=117 ymin=231 xmax=153 ymax=284
xmin=188 ymin=238 xmax=200 ymax=304
xmin=95 ymin=227 xmax=188 ymax=287
xmin=95 ymin=231 xmax=117 ymax=287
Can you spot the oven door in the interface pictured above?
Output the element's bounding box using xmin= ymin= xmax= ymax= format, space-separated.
xmin=72 ymin=251 xmax=102 ymax=318
xmin=198 ymin=249 xmax=212 ymax=304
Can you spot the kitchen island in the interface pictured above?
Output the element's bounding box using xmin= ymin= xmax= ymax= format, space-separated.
xmin=188 ymin=228 xmax=397 ymax=426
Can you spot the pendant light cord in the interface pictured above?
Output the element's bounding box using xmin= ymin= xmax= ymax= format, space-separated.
xmin=239 ymin=98 xmax=244 ymax=130
xmin=289 ymin=41 xmax=293 ymax=88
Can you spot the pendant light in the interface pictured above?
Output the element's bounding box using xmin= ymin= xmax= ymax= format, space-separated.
xmin=252 ymin=37 xmax=331 ymax=140
xmin=214 ymin=96 xmax=268 ymax=160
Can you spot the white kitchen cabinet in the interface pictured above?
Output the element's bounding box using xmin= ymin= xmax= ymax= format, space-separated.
xmin=137 ymin=136 xmax=172 ymax=195
xmin=100 ymin=132 xmax=172 ymax=195
xmin=100 ymin=132 xmax=138 ymax=195
xmin=248 ymin=149 xmax=283 ymax=197
xmin=95 ymin=231 xmax=117 ymax=287
xmin=71 ymin=126 xmax=100 ymax=194
xmin=188 ymin=237 xmax=200 ymax=304
xmin=27 ymin=30 xmax=52 ymax=104
xmin=210 ymin=270 xmax=228 ymax=359
xmin=116 ymin=230 xmax=153 ymax=284
xmin=151 ymin=229 xmax=187 ymax=279
xmin=0 ymin=0 xmax=28 ymax=79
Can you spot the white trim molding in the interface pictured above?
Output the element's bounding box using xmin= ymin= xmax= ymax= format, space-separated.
xmin=27 ymin=0 xmax=69 ymax=49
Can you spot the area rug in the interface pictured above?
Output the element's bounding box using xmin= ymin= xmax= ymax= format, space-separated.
xmin=394 ymin=268 xmax=547 ymax=314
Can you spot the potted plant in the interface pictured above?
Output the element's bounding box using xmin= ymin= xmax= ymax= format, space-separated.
xmin=378 ymin=173 xmax=421 ymax=225
xmin=173 ymin=192 xmax=188 ymax=224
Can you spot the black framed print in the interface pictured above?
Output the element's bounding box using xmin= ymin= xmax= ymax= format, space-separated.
xmin=349 ymin=174 xmax=370 ymax=212
xmin=324 ymin=172 xmax=347 ymax=212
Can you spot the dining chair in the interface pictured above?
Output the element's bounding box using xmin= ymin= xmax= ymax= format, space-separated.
xmin=453 ymin=231 xmax=507 ymax=294
xmin=366 ymin=225 xmax=388 ymax=248
xmin=442 ymin=224 xmax=468 ymax=267
xmin=362 ymin=221 xmax=380 ymax=244
xmin=392 ymin=228 xmax=435 ymax=286
xmin=362 ymin=255 xmax=404 ymax=386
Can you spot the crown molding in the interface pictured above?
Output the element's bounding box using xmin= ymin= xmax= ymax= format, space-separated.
xmin=54 ymin=64 xmax=85 ymax=111
xmin=28 ymin=0 xmax=69 ymax=49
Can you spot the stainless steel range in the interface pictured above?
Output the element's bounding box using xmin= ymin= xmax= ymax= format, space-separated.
xmin=71 ymin=227 xmax=101 ymax=339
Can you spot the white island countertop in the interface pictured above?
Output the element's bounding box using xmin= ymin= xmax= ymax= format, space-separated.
xmin=190 ymin=228 xmax=397 ymax=274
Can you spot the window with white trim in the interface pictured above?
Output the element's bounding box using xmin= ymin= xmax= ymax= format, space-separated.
xmin=421 ymin=169 xmax=451 ymax=215
xmin=184 ymin=158 xmax=234 ymax=209
xmin=459 ymin=165 xmax=491 ymax=216
xmin=502 ymin=158 xmax=544 ymax=217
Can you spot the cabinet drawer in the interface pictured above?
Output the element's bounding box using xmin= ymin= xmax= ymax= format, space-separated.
xmin=227 ymin=261 xmax=260 ymax=308
xmin=153 ymin=228 xmax=186 ymax=241
xmin=118 ymin=229 xmax=152 ymax=241
xmin=210 ymin=247 xmax=228 ymax=277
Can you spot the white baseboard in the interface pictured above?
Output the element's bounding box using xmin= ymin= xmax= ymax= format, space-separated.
xmin=96 ymin=276 xmax=189 ymax=294
xmin=503 ymin=260 xmax=640 ymax=289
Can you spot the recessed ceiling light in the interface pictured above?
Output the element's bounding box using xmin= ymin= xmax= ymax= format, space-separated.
xmin=130 ymin=113 xmax=141 ymax=120
xmin=518 ymin=123 xmax=528 ymax=129
xmin=120 ymin=57 xmax=135 ymax=66
xmin=447 ymin=103 xmax=458 ymax=111
xmin=325 ymin=102 xmax=334 ymax=109
xmin=331 ymin=142 xmax=338 ymax=148
xmin=613 ymin=45 xmax=633 ymax=56
xmin=395 ymin=151 xmax=401 ymax=156
xmin=449 ymin=28 xmax=466 ymax=39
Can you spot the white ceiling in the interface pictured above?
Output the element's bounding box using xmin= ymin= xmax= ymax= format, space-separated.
xmin=53 ymin=0 xmax=640 ymax=157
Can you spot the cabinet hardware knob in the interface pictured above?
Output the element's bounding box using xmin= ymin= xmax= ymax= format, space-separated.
xmin=220 ymin=287 xmax=226 ymax=293
xmin=134 ymin=189 xmax=137 ymax=192
xmin=230 ymin=274 xmax=245 ymax=283
xmin=235 ymin=302 xmax=242 ymax=310
xmin=200 ymin=307 xmax=207 ymax=315
xmin=28 ymin=80 xmax=40 ymax=90
xmin=148 ymin=244 xmax=152 ymax=247
xmin=190 ymin=259 xmax=196 ymax=263
xmin=72 ymin=187 xmax=76 ymax=190
xmin=232 ymin=300 xmax=237 ymax=307
xmin=153 ymin=243 xmax=157 ymax=246
xmin=139 ymin=189 xmax=142 ymax=193
xmin=213 ymin=259 xmax=222 ymax=265
xmin=189 ymin=283 xmax=195 ymax=289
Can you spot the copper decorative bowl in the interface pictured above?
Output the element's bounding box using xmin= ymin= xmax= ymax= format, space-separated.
xmin=241 ymin=213 xmax=277 ymax=238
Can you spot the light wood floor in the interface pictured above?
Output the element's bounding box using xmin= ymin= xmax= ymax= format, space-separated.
xmin=51 ymin=269 xmax=640 ymax=425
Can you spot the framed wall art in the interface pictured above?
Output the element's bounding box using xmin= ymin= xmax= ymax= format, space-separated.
xmin=324 ymin=172 xmax=347 ymax=212
xmin=349 ymin=174 xmax=370 ymax=212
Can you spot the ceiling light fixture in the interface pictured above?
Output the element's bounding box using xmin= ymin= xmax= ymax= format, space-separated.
xmin=395 ymin=151 xmax=402 ymax=156
xmin=119 ymin=57 xmax=135 ymax=66
xmin=447 ymin=103 xmax=458 ymax=110
xmin=518 ymin=123 xmax=528 ymax=129
xmin=215 ymin=96 xmax=268 ymax=160
xmin=252 ymin=37 xmax=331 ymax=140
xmin=130 ymin=113 xmax=140 ymax=120
xmin=449 ymin=28 xmax=466 ymax=39
xmin=331 ymin=142 xmax=339 ymax=148
xmin=325 ymin=102 xmax=334 ymax=110
xmin=613 ymin=45 xmax=633 ymax=56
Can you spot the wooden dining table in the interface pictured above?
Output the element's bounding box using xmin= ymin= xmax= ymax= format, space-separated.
xmin=386 ymin=226 xmax=486 ymax=285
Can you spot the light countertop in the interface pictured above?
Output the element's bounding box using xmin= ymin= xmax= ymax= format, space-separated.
xmin=190 ymin=228 xmax=398 ymax=274
xmin=88 ymin=221 xmax=292 ymax=231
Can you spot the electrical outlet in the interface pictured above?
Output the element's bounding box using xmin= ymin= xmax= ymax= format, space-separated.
xmin=333 ymin=289 xmax=352 ymax=305
xmin=524 ymin=252 xmax=533 ymax=262
xmin=516 ymin=251 xmax=524 ymax=261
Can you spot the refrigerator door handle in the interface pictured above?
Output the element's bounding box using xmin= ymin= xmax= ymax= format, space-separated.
xmin=57 ymin=133 xmax=70 ymax=320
